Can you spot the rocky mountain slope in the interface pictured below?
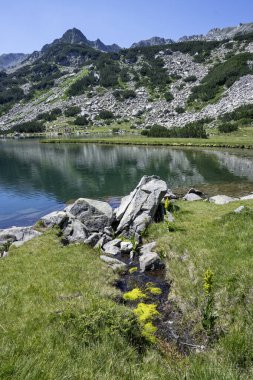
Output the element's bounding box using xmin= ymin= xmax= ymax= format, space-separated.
xmin=0 ymin=25 xmax=253 ymax=134
xmin=0 ymin=53 xmax=27 ymax=70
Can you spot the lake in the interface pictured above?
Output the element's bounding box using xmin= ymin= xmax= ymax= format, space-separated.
xmin=1 ymin=138 xmax=253 ymax=228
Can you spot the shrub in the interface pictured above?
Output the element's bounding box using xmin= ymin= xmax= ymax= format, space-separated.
xmin=164 ymin=91 xmax=174 ymax=102
xmin=175 ymin=106 xmax=185 ymax=114
xmin=184 ymin=75 xmax=197 ymax=82
xmin=11 ymin=120 xmax=45 ymax=133
xmin=143 ymin=120 xmax=208 ymax=139
xmin=218 ymin=123 xmax=238 ymax=133
xmin=74 ymin=115 xmax=89 ymax=126
xmin=98 ymin=110 xmax=114 ymax=120
xmin=64 ymin=106 xmax=81 ymax=117
xmin=113 ymin=89 xmax=136 ymax=101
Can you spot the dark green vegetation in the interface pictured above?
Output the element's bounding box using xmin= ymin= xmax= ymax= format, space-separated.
xmin=11 ymin=120 xmax=45 ymax=133
xmin=1 ymin=200 xmax=253 ymax=379
xmin=64 ymin=105 xmax=81 ymax=117
xmin=188 ymin=53 xmax=253 ymax=106
xmin=141 ymin=119 xmax=209 ymax=139
xmin=218 ymin=123 xmax=239 ymax=133
xmin=113 ymin=89 xmax=136 ymax=101
xmin=219 ymin=104 xmax=253 ymax=126
xmin=74 ymin=115 xmax=89 ymax=126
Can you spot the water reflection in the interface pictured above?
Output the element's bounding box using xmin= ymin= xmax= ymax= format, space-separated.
xmin=0 ymin=139 xmax=253 ymax=228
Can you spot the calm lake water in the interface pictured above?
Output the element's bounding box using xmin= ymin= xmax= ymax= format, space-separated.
xmin=1 ymin=138 xmax=253 ymax=228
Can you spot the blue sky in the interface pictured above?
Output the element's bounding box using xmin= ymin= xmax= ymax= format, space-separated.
xmin=1 ymin=0 xmax=253 ymax=54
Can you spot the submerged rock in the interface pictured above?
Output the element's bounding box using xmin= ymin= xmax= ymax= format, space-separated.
xmin=116 ymin=175 xmax=168 ymax=236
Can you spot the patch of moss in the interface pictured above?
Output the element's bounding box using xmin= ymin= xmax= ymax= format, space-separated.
xmin=146 ymin=286 xmax=162 ymax=295
xmin=142 ymin=322 xmax=158 ymax=343
xmin=129 ymin=267 xmax=138 ymax=274
xmin=134 ymin=303 xmax=160 ymax=323
xmin=123 ymin=288 xmax=146 ymax=301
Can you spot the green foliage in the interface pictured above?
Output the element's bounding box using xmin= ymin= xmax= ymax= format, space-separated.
xmin=188 ymin=53 xmax=253 ymax=104
xmin=98 ymin=110 xmax=114 ymax=120
xmin=202 ymin=269 xmax=218 ymax=336
xmin=123 ymin=288 xmax=146 ymax=301
xmin=142 ymin=119 xmax=208 ymax=139
xmin=175 ymin=106 xmax=185 ymax=114
xmin=36 ymin=108 xmax=62 ymax=122
xmin=113 ymin=89 xmax=136 ymax=101
xmin=164 ymin=91 xmax=174 ymax=102
xmin=74 ymin=115 xmax=89 ymax=126
xmin=64 ymin=105 xmax=81 ymax=117
xmin=184 ymin=75 xmax=197 ymax=83
xmin=11 ymin=120 xmax=45 ymax=133
xmin=218 ymin=123 xmax=238 ymax=133
xmin=67 ymin=72 xmax=98 ymax=96
xmin=219 ymin=104 xmax=253 ymax=126
xmin=56 ymin=302 xmax=146 ymax=348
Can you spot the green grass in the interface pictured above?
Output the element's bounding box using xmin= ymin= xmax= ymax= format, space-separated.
xmin=0 ymin=230 xmax=177 ymax=380
xmin=1 ymin=200 xmax=253 ymax=379
xmin=147 ymin=199 xmax=253 ymax=379
xmin=42 ymin=126 xmax=253 ymax=149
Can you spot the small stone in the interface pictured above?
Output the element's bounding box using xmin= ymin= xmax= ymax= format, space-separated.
xmin=183 ymin=193 xmax=202 ymax=201
xmin=120 ymin=241 xmax=133 ymax=254
xmin=234 ymin=206 xmax=245 ymax=213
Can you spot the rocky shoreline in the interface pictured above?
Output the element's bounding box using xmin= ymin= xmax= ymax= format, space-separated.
xmin=1 ymin=175 xmax=253 ymax=262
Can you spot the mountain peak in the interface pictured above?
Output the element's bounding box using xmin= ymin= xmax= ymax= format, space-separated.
xmin=60 ymin=28 xmax=88 ymax=44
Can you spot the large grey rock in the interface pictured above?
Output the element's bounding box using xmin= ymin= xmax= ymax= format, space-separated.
xmin=0 ymin=226 xmax=41 ymax=247
xmin=66 ymin=198 xmax=113 ymax=232
xmin=40 ymin=211 xmax=68 ymax=228
xmin=183 ymin=193 xmax=202 ymax=201
xmin=63 ymin=219 xmax=88 ymax=243
xmin=209 ymin=195 xmax=238 ymax=205
xmin=139 ymin=251 xmax=164 ymax=272
xmin=116 ymin=176 xmax=167 ymax=236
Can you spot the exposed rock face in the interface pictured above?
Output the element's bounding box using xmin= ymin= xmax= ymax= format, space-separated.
xmin=0 ymin=226 xmax=41 ymax=247
xmin=116 ymin=175 xmax=168 ymax=236
xmin=179 ymin=22 xmax=253 ymax=42
xmin=40 ymin=211 xmax=68 ymax=228
xmin=131 ymin=36 xmax=174 ymax=48
xmin=139 ymin=251 xmax=164 ymax=272
xmin=66 ymin=198 xmax=113 ymax=232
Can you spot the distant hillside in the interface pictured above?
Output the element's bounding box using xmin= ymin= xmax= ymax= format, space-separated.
xmin=179 ymin=22 xmax=253 ymax=41
xmin=0 ymin=24 xmax=253 ymax=134
xmin=0 ymin=53 xmax=27 ymax=70
xmin=131 ymin=36 xmax=174 ymax=48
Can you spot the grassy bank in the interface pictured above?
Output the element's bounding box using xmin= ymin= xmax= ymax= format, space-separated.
xmin=1 ymin=200 xmax=253 ymax=379
xmin=42 ymin=127 xmax=253 ymax=149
